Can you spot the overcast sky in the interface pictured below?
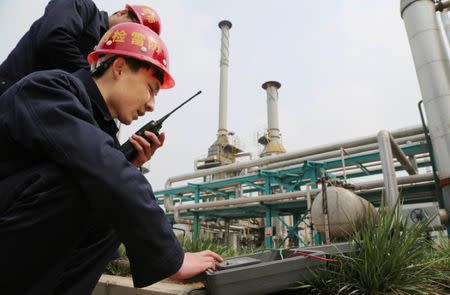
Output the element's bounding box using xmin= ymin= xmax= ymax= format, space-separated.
xmin=0 ymin=1 xmax=425 ymax=190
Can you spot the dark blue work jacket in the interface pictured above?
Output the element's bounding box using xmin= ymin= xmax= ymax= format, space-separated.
xmin=0 ymin=0 xmax=108 ymax=95
xmin=0 ymin=70 xmax=184 ymax=287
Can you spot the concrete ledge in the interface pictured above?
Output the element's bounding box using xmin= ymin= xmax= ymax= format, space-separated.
xmin=92 ymin=274 xmax=206 ymax=295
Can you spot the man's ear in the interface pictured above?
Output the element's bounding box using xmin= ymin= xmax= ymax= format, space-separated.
xmin=111 ymin=57 xmax=126 ymax=80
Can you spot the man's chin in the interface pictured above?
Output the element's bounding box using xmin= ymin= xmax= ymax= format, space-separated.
xmin=119 ymin=119 xmax=132 ymax=125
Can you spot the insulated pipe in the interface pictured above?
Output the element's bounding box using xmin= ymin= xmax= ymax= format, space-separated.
xmin=176 ymin=191 xmax=311 ymax=211
xmin=166 ymin=126 xmax=423 ymax=185
xmin=163 ymin=126 xmax=424 ymax=210
xmin=163 ymin=138 xmax=427 ymax=209
xmin=387 ymin=132 xmax=418 ymax=175
xmin=378 ymin=130 xmax=400 ymax=207
xmin=264 ymin=134 xmax=425 ymax=171
xmin=352 ymin=172 xmax=433 ymax=190
xmin=173 ymin=202 xmax=264 ymax=223
xmin=401 ymin=0 xmax=450 ymax=211
xmin=218 ymin=20 xmax=232 ymax=137
xmin=164 ymin=158 xmax=431 ymax=210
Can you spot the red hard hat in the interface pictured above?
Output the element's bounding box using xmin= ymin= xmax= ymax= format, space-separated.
xmin=126 ymin=4 xmax=161 ymax=35
xmin=88 ymin=22 xmax=174 ymax=89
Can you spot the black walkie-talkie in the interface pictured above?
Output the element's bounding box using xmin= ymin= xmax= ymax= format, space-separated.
xmin=120 ymin=90 xmax=202 ymax=160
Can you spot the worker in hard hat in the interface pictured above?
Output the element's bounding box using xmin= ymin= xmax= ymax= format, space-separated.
xmin=0 ymin=0 xmax=165 ymax=168
xmin=0 ymin=0 xmax=165 ymax=266
xmin=0 ymin=22 xmax=223 ymax=294
xmin=0 ymin=0 xmax=161 ymax=96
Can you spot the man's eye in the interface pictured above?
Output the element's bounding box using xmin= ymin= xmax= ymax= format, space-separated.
xmin=148 ymin=86 xmax=154 ymax=95
xmin=148 ymin=85 xmax=159 ymax=97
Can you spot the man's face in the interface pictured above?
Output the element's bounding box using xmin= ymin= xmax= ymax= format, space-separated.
xmin=110 ymin=64 xmax=161 ymax=125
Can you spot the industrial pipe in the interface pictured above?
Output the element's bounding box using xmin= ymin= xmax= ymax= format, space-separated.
xmin=172 ymin=173 xmax=433 ymax=213
xmin=264 ymin=134 xmax=425 ymax=171
xmin=164 ymin=126 xmax=425 ymax=211
xmin=330 ymin=156 xmax=430 ymax=178
xmin=164 ymin=139 xmax=427 ymax=212
xmin=166 ymin=125 xmax=423 ymax=187
xmin=378 ymin=130 xmax=400 ymax=207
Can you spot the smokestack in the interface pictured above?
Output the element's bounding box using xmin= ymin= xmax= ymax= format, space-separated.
xmin=218 ymin=20 xmax=232 ymax=139
xmin=259 ymin=81 xmax=286 ymax=157
xmin=196 ymin=20 xmax=242 ymax=170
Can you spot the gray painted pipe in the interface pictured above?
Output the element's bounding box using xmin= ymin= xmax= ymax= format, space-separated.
xmin=378 ymin=130 xmax=400 ymax=207
xmin=388 ymin=133 xmax=418 ymax=175
xmin=264 ymin=134 xmax=425 ymax=171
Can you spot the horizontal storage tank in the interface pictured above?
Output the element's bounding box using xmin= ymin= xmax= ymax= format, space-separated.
xmin=311 ymin=187 xmax=376 ymax=239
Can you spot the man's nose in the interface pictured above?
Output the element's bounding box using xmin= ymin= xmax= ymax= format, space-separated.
xmin=145 ymin=100 xmax=154 ymax=112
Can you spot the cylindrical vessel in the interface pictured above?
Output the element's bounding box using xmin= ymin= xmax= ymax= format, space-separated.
xmin=401 ymin=0 xmax=450 ymax=210
xmin=260 ymin=81 xmax=286 ymax=156
xmin=263 ymin=81 xmax=281 ymax=139
xmin=311 ymin=187 xmax=376 ymax=239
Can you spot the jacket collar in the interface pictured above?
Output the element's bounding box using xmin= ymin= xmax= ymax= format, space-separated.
xmin=73 ymin=69 xmax=118 ymax=136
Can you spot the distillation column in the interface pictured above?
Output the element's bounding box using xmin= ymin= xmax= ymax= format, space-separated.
xmin=401 ymin=0 xmax=450 ymax=212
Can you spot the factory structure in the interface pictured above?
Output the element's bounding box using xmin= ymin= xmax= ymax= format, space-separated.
xmin=151 ymin=0 xmax=450 ymax=251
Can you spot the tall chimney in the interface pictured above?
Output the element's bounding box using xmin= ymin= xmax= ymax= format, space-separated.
xmin=196 ymin=20 xmax=242 ymax=170
xmin=259 ymin=81 xmax=286 ymax=157
xmin=218 ymin=20 xmax=232 ymax=139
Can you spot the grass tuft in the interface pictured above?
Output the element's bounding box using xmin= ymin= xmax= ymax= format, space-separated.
xmin=295 ymin=202 xmax=450 ymax=294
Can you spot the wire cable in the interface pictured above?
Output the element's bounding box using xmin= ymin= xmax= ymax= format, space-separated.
xmin=287 ymin=251 xmax=339 ymax=264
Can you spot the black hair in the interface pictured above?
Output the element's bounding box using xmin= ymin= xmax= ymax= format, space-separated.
xmin=91 ymin=55 xmax=164 ymax=85
xmin=112 ymin=9 xmax=139 ymax=23
xmin=124 ymin=57 xmax=164 ymax=84
xmin=126 ymin=10 xmax=139 ymax=23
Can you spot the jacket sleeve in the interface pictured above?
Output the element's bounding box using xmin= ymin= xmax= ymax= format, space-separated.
xmin=7 ymin=72 xmax=184 ymax=287
xmin=34 ymin=0 xmax=98 ymax=72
